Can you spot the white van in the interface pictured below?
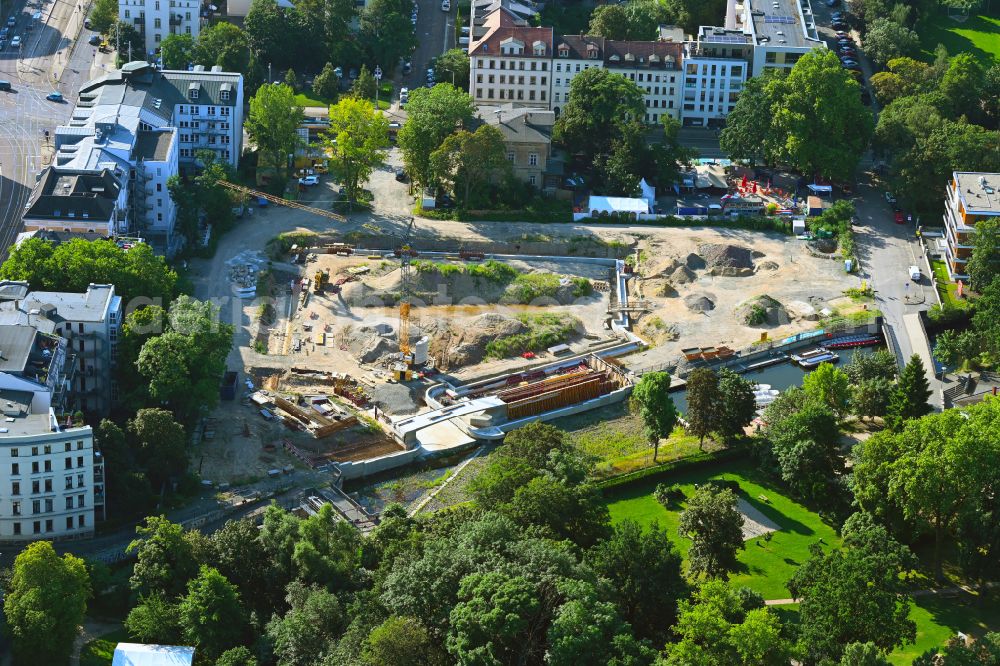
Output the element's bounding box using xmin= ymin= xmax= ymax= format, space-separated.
xmin=909 ymin=265 xmax=921 ymax=282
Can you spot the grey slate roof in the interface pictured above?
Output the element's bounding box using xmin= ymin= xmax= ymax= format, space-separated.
xmin=134 ymin=130 xmax=174 ymax=161
xmin=23 ymin=167 xmax=120 ymax=223
xmin=0 ymin=326 xmax=38 ymax=373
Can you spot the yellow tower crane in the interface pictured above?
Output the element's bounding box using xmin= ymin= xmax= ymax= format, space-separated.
xmin=216 ymin=181 xmax=348 ymax=223
xmin=394 ymin=247 xmax=414 ymax=381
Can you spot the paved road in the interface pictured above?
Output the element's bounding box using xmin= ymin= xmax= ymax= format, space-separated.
xmin=0 ymin=0 xmax=95 ymax=259
xmin=398 ymin=0 xmax=455 ymax=95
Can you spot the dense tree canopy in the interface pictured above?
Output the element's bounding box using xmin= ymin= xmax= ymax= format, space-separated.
xmin=397 ymin=84 xmax=476 ymax=187
xmin=323 ymin=97 xmax=389 ymax=202
xmin=246 ymin=83 xmax=304 ymax=174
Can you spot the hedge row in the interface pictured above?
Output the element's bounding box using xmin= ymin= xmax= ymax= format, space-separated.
xmin=596 ymin=446 xmax=751 ymax=493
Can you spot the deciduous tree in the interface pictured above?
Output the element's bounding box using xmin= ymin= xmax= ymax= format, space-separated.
xmin=323 ymin=97 xmax=389 ymax=202
xmin=433 ymin=49 xmax=470 ymax=90
xmin=128 ymin=515 xmax=199 ymax=598
xmin=430 ymin=124 xmax=510 ymax=207
xmin=160 ymin=34 xmax=194 ymax=70
xmin=88 ymin=0 xmax=118 ymax=34
xmin=360 ymin=0 xmax=416 ymax=75
xmin=266 ymin=582 xmax=344 ymax=666
xmin=716 ymin=368 xmax=757 ymax=442
xmin=803 ymin=361 xmax=851 ymax=418
xmin=4 ymin=542 xmax=90 ymax=664
xmin=685 ymin=367 xmax=721 ymax=446
xmin=313 ymin=62 xmax=340 ymax=101
xmin=678 ymin=486 xmax=745 ymax=578
xmin=630 ymin=371 xmax=678 ymax=461
xmin=863 ymin=18 xmax=920 ymax=67
xmin=246 ymin=83 xmax=303 ymax=175
xmin=397 ymin=84 xmax=475 ymax=186
xmin=772 ymin=50 xmax=873 ymax=181
xmin=178 ymin=566 xmax=248 ymax=661
xmin=125 ymin=593 xmax=181 ymax=645
xmin=719 ymin=71 xmax=782 ymax=166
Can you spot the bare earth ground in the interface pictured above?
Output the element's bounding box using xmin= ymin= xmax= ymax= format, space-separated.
xmin=181 ymin=153 xmax=858 ymax=481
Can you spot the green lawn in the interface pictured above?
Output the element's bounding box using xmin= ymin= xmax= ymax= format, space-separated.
xmin=918 ymin=11 xmax=1000 ymax=64
xmin=772 ymin=591 xmax=1000 ymax=664
xmin=930 ymin=258 xmax=974 ymax=309
xmin=80 ymin=627 xmax=128 ymax=666
xmin=292 ymin=82 xmax=393 ymax=110
xmin=604 ymin=461 xmax=841 ymax=600
xmin=551 ymin=404 xmax=720 ymax=479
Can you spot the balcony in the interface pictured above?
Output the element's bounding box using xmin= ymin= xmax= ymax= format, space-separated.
xmin=170 ymin=13 xmax=182 ymax=25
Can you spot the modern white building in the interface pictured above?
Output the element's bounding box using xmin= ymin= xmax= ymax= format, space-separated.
xmin=37 ymin=61 xmax=243 ymax=255
xmin=681 ymin=27 xmax=752 ymax=126
xmin=0 ymin=400 xmax=102 ymax=543
xmin=0 ymin=283 xmax=123 ymax=416
xmin=118 ymin=0 xmax=202 ymax=58
xmin=731 ymin=0 xmax=824 ymax=77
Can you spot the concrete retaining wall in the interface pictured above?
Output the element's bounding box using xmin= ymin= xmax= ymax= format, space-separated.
xmin=334 ymin=447 xmax=421 ymax=480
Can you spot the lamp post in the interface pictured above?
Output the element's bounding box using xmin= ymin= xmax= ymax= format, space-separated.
xmin=374 ymin=65 xmax=382 ymax=109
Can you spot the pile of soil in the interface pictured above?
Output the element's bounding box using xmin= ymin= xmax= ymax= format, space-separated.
xmin=698 ymin=243 xmax=757 ymax=277
xmin=757 ymin=260 xmax=780 ymax=271
xmin=645 ymin=257 xmax=698 ymax=285
xmin=637 ymin=317 xmax=679 ymax=344
xmin=736 ymin=295 xmax=790 ymax=327
xmin=370 ymin=382 xmax=423 ymax=415
xmin=423 ymin=313 xmax=531 ymax=368
xmin=339 ymin=324 xmax=401 ymax=364
xmin=684 ymin=293 xmax=716 ymax=312
xmin=685 ymin=253 xmax=707 ymax=270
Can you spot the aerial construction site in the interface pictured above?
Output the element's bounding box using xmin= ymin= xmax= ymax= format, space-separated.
xmin=185 ymin=184 xmax=860 ymax=489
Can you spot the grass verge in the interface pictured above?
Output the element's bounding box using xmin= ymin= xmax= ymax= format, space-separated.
xmin=484 ymin=312 xmax=579 ymax=359
xmin=930 ymin=258 xmax=974 ymax=310
xmin=80 ymin=627 xmax=128 ymax=666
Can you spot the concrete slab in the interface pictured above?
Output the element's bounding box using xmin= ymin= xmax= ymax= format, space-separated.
xmin=416 ymin=419 xmax=476 ymax=453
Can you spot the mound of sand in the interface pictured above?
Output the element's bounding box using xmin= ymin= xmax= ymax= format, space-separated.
xmin=340 ymin=324 xmax=400 ymax=363
xmin=698 ymin=243 xmax=756 ymax=276
xmin=424 ymin=313 xmax=532 ymax=368
xmin=637 ymin=317 xmax=679 ymax=344
xmin=645 ymin=257 xmax=698 ymax=284
xmin=685 ymin=294 xmax=716 ymax=312
xmin=757 ymin=260 xmax=780 ymax=271
xmin=736 ymin=295 xmax=790 ymax=327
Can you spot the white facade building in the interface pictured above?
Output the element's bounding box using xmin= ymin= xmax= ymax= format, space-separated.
xmin=118 ymin=0 xmax=201 ymax=58
xmin=731 ymin=0 xmax=824 ymax=77
xmin=0 ymin=283 xmax=123 ymax=416
xmin=39 ymin=61 xmax=243 ymax=254
xmin=470 ymin=9 xmax=553 ymax=108
xmin=681 ymin=27 xmax=752 ymax=127
xmin=0 ymin=402 xmax=102 ymax=543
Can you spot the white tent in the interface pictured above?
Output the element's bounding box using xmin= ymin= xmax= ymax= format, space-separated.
xmin=113 ymin=644 xmax=195 ymax=666
xmin=587 ymin=196 xmax=650 ymax=216
xmin=638 ymin=178 xmax=656 ymax=206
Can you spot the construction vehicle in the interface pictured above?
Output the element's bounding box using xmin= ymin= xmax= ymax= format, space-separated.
xmin=313 ymin=271 xmax=327 ymax=294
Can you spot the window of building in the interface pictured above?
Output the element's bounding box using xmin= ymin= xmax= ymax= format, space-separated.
xmin=77 ymin=456 xmax=84 ymax=468
xmin=13 ymin=522 xmax=20 ymax=535
xmin=65 ymin=476 xmax=72 ymax=490
xmin=221 ymin=107 xmax=230 ymax=116
xmin=528 ymin=153 xmax=538 ymax=166
xmin=124 ymin=9 xmax=129 ymax=17
xmin=66 ymin=516 xmax=73 ymax=530
xmin=575 ymin=64 xmax=581 ymax=72
xmin=9 ymin=448 xmax=16 ymax=457
xmin=12 ymin=501 xmax=20 ymax=516
xmin=528 ymin=174 xmax=536 ymax=186
xmin=507 ymin=151 xmax=515 ymax=163
xmin=44 ymin=480 xmax=52 ymax=493
xmin=154 ymin=17 xmax=161 ymax=27
xmin=32 ymin=499 xmax=39 ymax=514
xmin=155 ymin=33 xmax=161 ymax=43
xmin=12 ymin=481 xmax=19 ymax=495
xmin=31 ymin=447 xmax=37 ymax=456
xmin=765 ymin=52 xmax=776 ymax=63
xmin=189 ymin=88 xmax=199 ymax=100
xmin=78 ymin=494 xmax=85 ymax=507
xmin=65 ymin=457 xmax=71 ymax=469
xmin=77 ymin=474 xmax=85 ymax=488
xmin=78 ymin=515 xmax=86 ymax=528
xmin=11 ymin=463 xmax=18 ymax=475
xmin=45 ymin=519 xmax=52 ymax=533
xmin=31 ymin=462 xmax=38 ymax=474
xmin=66 ymin=497 xmax=74 ymax=510
xmin=33 ymin=521 xmax=40 ymax=534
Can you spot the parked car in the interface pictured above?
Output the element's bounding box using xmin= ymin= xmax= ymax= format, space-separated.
xmin=832 ymin=21 xmax=849 ymax=30
xmin=0 ymin=80 xmax=11 ymax=91
xmin=395 ymin=169 xmax=409 ymax=183
xmin=6 ymin=16 xmax=15 ymax=28
xmin=402 ymin=59 xmax=412 ymax=74
xmin=87 ymin=34 xmax=100 ymax=45
xmin=10 ymin=35 xmax=20 ymax=49
xmin=0 ymin=27 xmax=8 ymax=39
xmin=298 ymin=175 xmax=319 ymax=186
xmin=884 ymin=191 xmax=897 ymax=205
xmin=838 ymin=47 xmax=857 ymax=56
xmin=45 ymin=91 xmax=64 ymax=102
xmin=0 ymin=39 xmax=5 ymax=51
xmin=436 ymin=193 xmax=455 ymax=209
xmin=826 ymin=0 xmax=839 ymax=6
xmin=441 ymin=0 xmax=450 ymax=9
xmin=895 ymin=211 xmax=906 ymax=224
xmin=841 ymin=60 xmax=859 ymax=68
xmin=83 ymin=17 xmax=91 ymax=29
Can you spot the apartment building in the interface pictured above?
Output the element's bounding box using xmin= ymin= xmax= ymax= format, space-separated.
xmin=943 ymin=172 xmax=1000 ymax=281
xmin=0 ymin=322 xmax=72 ymax=414
xmin=603 ymin=40 xmax=683 ymax=124
xmin=476 ymin=104 xmax=554 ymax=189
xmin=681 ymin=27 xmax=752 ymax=127
xmin=118 ymin=0 xmax=201 ymax=57
xmin=470 ymin=8 xmax=553 ymax=108
xmin=0 ymin=401 xmax=103 ymax=543
xmin=35 ymin=61 xmax=243 ymax=255
xmin=731 ymin=0 xmax=824 ymax=77
xmin=21 ymin=168 xmax=127 ymax=237
xmin=0 ymin=283 xmax=123 ymax=416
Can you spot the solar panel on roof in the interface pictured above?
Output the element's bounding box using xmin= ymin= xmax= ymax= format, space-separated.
xmin=763 ymin=15 xmax=795 ymax=23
